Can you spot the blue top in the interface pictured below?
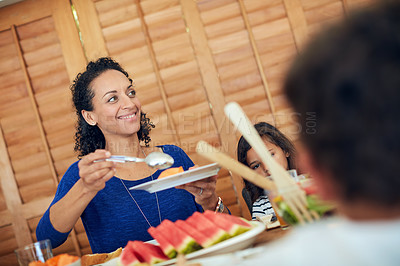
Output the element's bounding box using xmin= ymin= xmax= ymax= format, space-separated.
xmin=36 ymin=145 xmax=203 ymax=253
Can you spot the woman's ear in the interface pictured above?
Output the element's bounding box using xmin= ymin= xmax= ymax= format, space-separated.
xmin=81 ymin=110 xmax=97 ymax=126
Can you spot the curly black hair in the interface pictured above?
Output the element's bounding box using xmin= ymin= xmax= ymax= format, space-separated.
xmin=237 ymin=122 xmax=296 ymax=203
xmin=284 ymin=1 xmax=400 ymax=205
xmin=70 ymin=57 xmax=155 ymax=158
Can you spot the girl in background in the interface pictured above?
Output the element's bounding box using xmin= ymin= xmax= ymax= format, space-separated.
xmin=237 ymin=122 xmax=296 ymax=220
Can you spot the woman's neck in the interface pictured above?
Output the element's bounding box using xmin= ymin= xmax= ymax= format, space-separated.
xmin=105 ymin=134 xmax=142 ymax=157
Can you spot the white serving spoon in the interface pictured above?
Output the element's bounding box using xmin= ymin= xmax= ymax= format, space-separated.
xmin=101 ymin=152 xmax=174 ymax=170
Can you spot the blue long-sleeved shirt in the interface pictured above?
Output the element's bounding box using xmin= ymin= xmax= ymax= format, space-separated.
xmin=36 ymin=145 xmax=203 ymax=253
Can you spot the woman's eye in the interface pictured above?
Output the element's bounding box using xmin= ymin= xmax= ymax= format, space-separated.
xmin=108 ymin=96 xmax=117 ymax=102
xmin=271 ymin=152 xmax=275 ymax=157
xmin=128 ymin=90 xmax=136 ymax=97
xmin=251 ymin=163 xmax=260 ymax=170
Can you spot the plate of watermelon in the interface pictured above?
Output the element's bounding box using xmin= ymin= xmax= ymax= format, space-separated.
xmin=156 ymin=221 xmax=265 ymax=265
xmin=129 ymin=163 xmax=221 ymax=193
xmin=115 ymin=211 xmax=266 ymax=266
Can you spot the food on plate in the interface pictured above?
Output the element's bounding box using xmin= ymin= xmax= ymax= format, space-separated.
xmin=158 ymin=166 xmax=184 ymax=179
xmin=130 ymin=241 xmax=169 ymax=264
xmin=155 ymin=219 xmax=202 ymax=254
xmin=118 ymin=243 xmax=144 ymax=266
xmin=147 ymin=227 xmax=177 ymax=259
xmin=175 ymin=219 xmax=213 ymax=248
xmin=255 ymin=214 xmax=280 ymax=229
xmin=29 ymin=254 xmax=79 ymax=266
xmin=118 ymin=212 xmax=258 ymax=266
xmin=51 ymin=254 xmax=79 ymax=266
xmin=81 ymin=247 xmax=122 ymax=266
xmin=273 ymin=178 xmax=336 ymax=225
xmin=28 ymin=262 xmax=46 ymax=266
xmin=185 ymin=212 xmax=230 ymax=245
xmin=203 ymin=210 xmax=252 ymax=237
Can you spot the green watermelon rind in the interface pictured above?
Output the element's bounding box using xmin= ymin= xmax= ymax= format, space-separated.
xmin=148 ymin=257 xmax=166 ymax=265
xmin=208 ymin=230 xmax=230 ymax=245
xmin=187 ymin=212 xmax=231 ymax=245
xmin=164 ymin=249 xmax=177 ymax=259
xmin=185 ymin=230 xmax=229 ymax=248
xmin=175 ymin=220 xmax=214 ymax=249
xmin=158 ymin=220 xmax=203 ymax=255
xmin=147 ymin=227 xmax=177 ymax=259
xmin=153 ymin=239 xmax=176 ymax=259
xmin=220 ymin=218 xmax=252 ymax=237
xmin=153 ymin=242 xmax=176 ymax=260
xmin=176 ymin=236 xmax=202 ymax=254
xmin=229 ymin=225 xmax=251 ymax=237
xmin=203 ymin=211 xmax=252 ymax=238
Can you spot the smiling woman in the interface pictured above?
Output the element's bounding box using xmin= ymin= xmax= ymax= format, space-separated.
xmin=81 ymin=70 xmax=143 ymax=143
xmin=70 ymin=58 xmax=154 ymax=157
xmin=35 ymin=57 xmax=226 ymax=253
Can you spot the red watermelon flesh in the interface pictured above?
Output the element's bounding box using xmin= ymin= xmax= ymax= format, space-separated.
xmin=186 ymin=212 xmax=230 ymax=245
xmin=220 ymin=213 xmax=254 ymax=229
xmin=148 ymin=226 xmax=177 ymax=259
xmin=156 ymin=219 xmax=202 ymax=254
xmin=203 ymin=210 xmax=252 ymax=237
xmin=129 ymin=241 xmax=169 ymax=264
xmin=118 ymin=241 xmax=145 ymax=266
xmin=175 ymin=219 xmax=214 ymax=248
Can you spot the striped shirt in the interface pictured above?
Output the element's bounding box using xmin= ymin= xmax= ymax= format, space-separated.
xmin=252 ymin=195 xmax=276 ymax=220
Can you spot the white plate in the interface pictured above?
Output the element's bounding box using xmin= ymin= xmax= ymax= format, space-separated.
xmin=95 ymin=257 xmax=118 ymax=265
xmin=156 ymin=221 xmax=266 ymax=265
xmin=100 ymin=222 xmax=266 ymax=266
xmin=129 ymin=163 xmax=221 ymax=193
xmin=182 ymin=246 xmax=267 ymax=266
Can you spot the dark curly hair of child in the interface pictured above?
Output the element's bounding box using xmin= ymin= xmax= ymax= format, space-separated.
xmin=70 ymin=57 xmax=155 ymax=158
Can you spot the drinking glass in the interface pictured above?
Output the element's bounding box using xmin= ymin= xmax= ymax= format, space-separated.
xmin=14 ymin=239 xmax=53 ymax=266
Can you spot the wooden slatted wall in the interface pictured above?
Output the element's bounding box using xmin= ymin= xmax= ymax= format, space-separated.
xmin=0 ymin=0 xmax=88 ymax=264
xmin=0 ymin=0 xmax=373 ymax=264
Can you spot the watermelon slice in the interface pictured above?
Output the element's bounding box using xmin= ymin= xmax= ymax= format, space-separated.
xmin=175 ymin=219 xmax=214 ymax=248
xmin=147 ymin=227 xmax=177 ymax=259
xmin=156 ymin=219 xmax=202 ymax=254
xmin=129 ymin=241 xmax=169 ymax=264
xmin=118 ymin=241 xmax=145 ymax=266
xmin=186 ymin=212 xmax=230 ymax=245
xmin=203 ymin=210 xmax=252 ymax=237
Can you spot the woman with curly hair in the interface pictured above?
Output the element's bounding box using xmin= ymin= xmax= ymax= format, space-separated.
xmin=36 ymin=57 xmax=224 ymax=253
xmin=237 ymin=122 xmax=296 ymax=220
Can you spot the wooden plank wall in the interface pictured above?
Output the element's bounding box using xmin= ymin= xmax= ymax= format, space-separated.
xmin=0 ymin=0 xmax=373 ymax=264
xmin=0 ymin=0 xmax=87 ymax=264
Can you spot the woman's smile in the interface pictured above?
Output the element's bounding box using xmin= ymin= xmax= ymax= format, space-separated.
xmin=117 ymin=112 xmax=138 ymax=121
xmin=85 ymin=69 xmax=142 ymax=137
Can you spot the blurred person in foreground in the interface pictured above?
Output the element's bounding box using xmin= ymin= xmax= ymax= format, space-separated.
xmin=241 ymin=1 xmax=400 ymax=265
